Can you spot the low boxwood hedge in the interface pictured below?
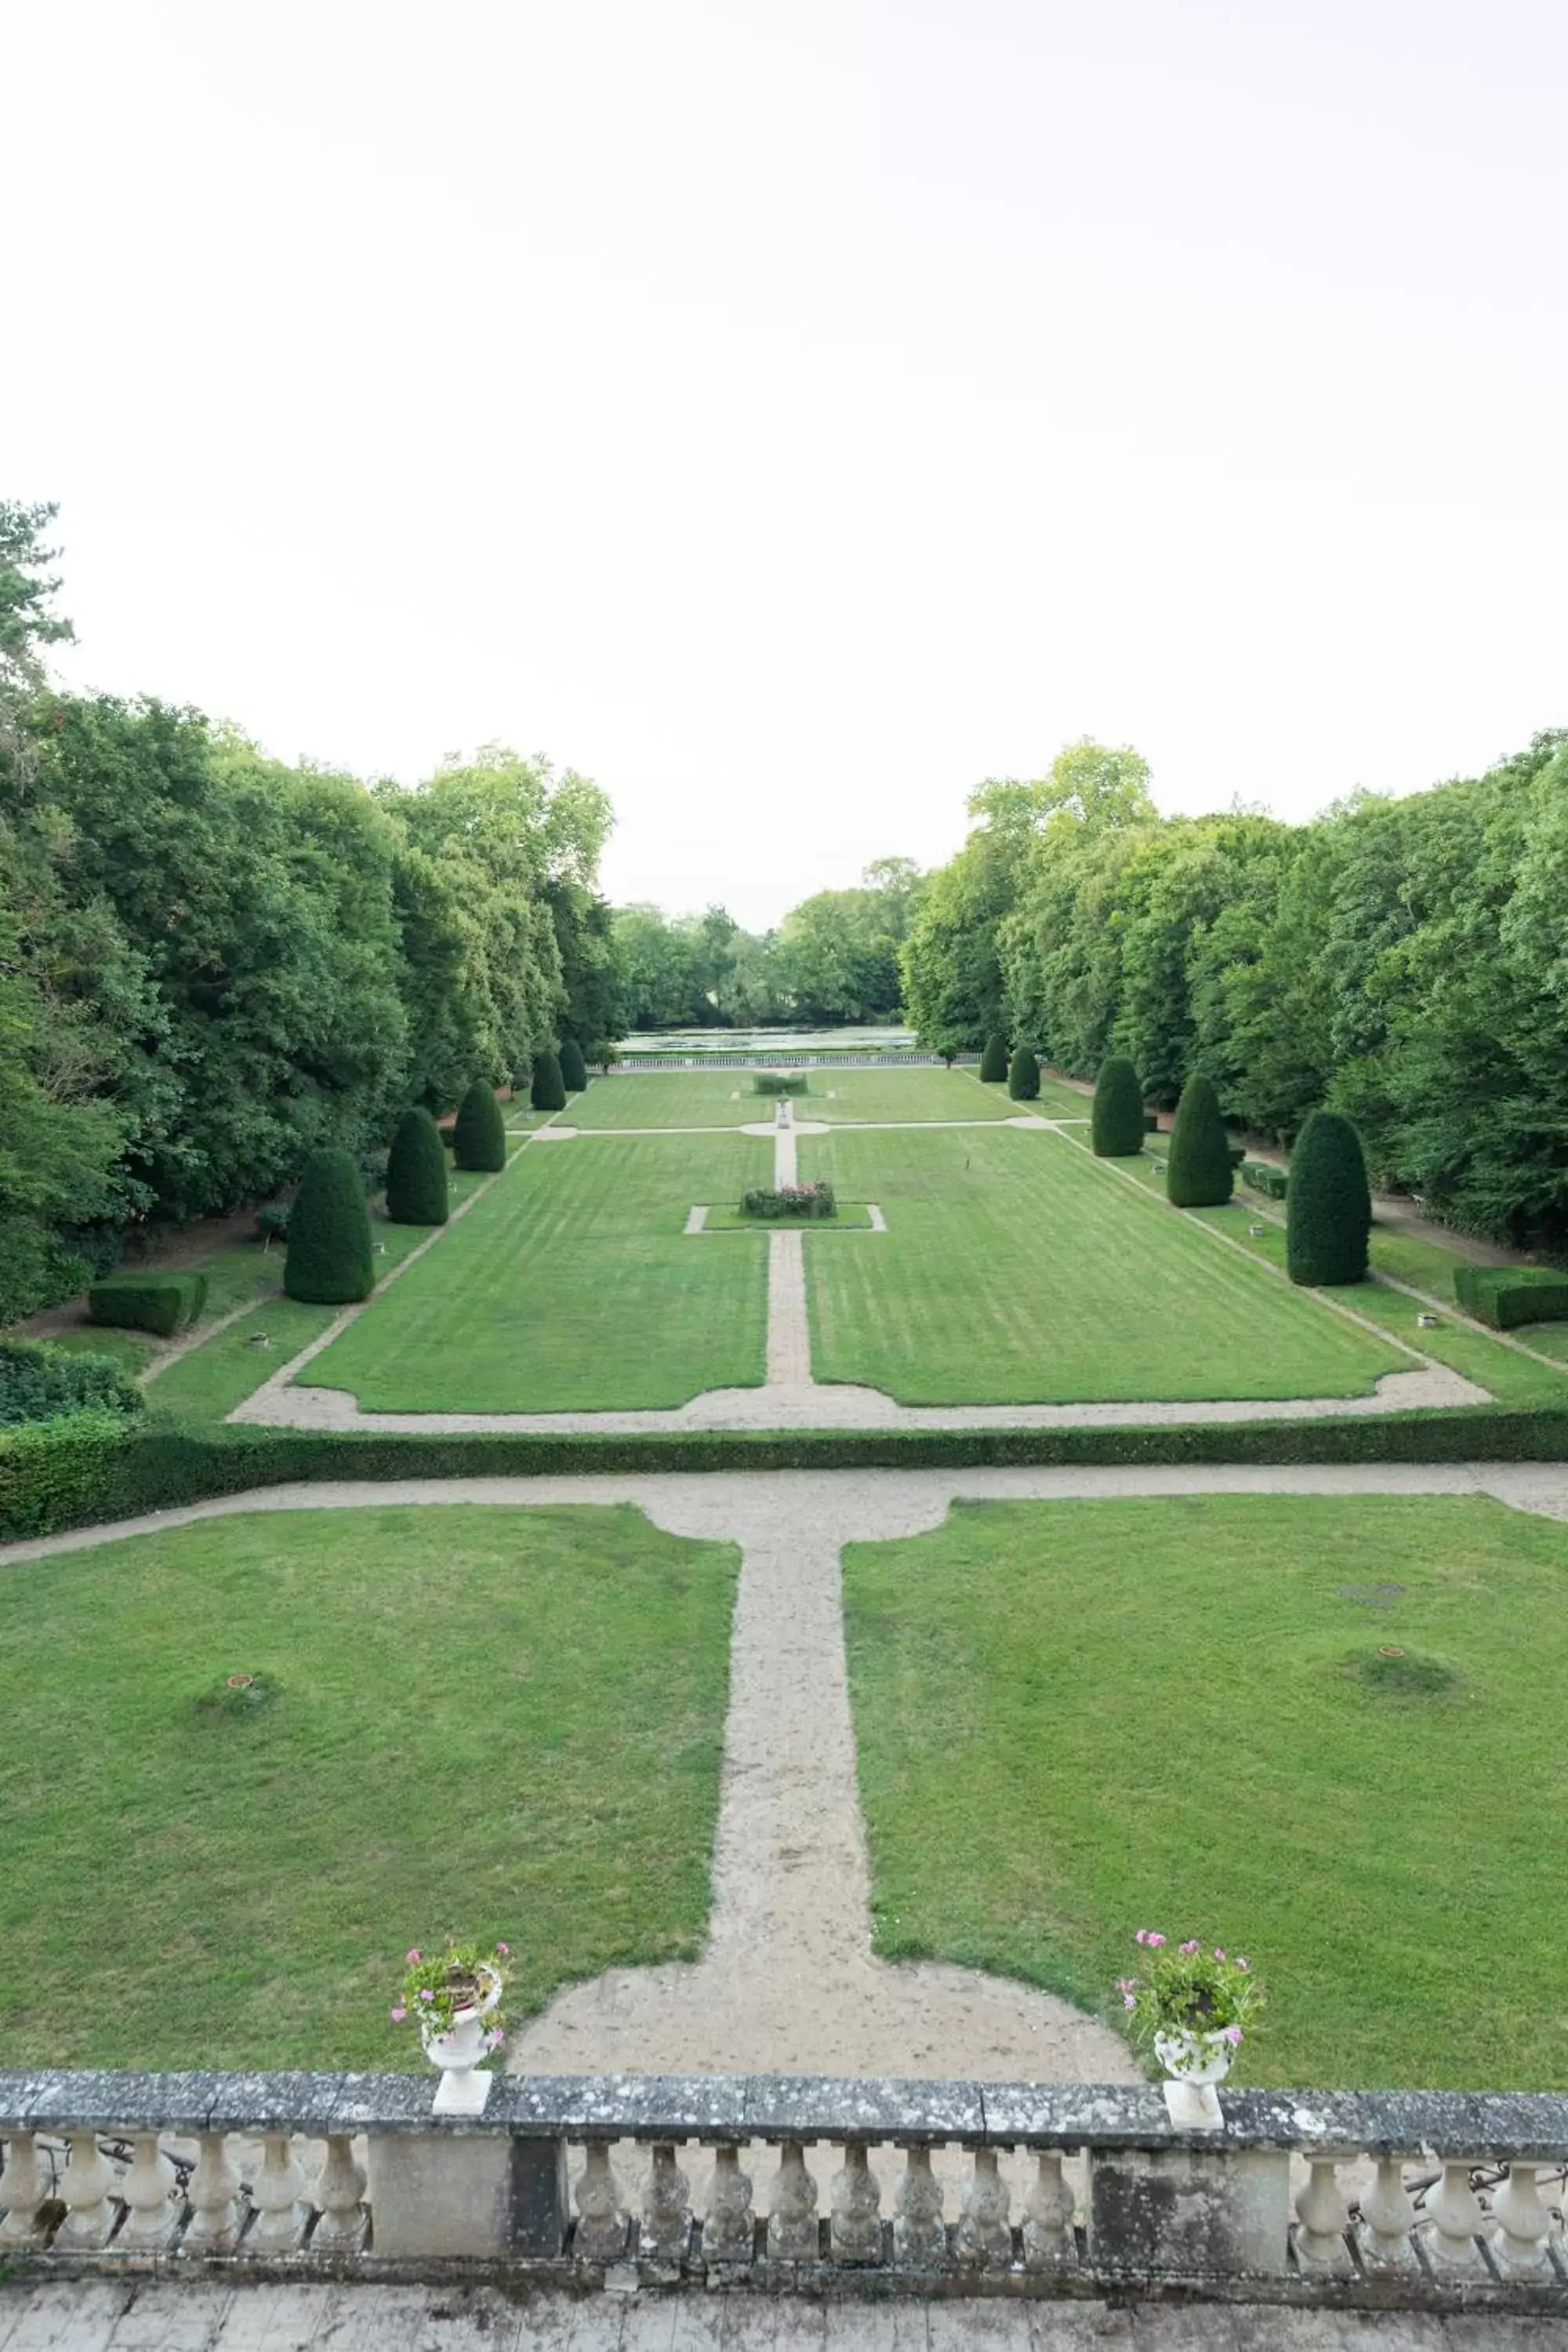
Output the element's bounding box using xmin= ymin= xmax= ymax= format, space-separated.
xmin=6 ymin=1405 xmax=1568 ymax=1545
xmin=87 ymin=1272 xmax=208 ymax=1338
xmin=1454 ymin=1263 xmax=1568 ymax=1329
xmin=0 ymin=1342 xmax=144 ymax=1428
xmin=753 ymin=1073 xmax=808 ymax=1096
xmin=1243 ymin=1161 xmax=1288 ymax=1200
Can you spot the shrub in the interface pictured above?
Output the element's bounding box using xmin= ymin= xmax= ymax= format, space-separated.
xmin=1243 ymin=1162 xmax=1288 ymax=1201
xmin=1287 ymin=1110 xmax=1371 ymax=1286
xmin=559 ymin=1040 xmax=588 ymax=1093
xmin=753 ymin=1073 xmax=808 ymax=1097
xmin=979 ymin=1033 xmax=1009 ymax=1083
xmin=385 ymin=1108 xmax=449 ymax=1226
xmin=254 ymin=1200 xmax=292 ymax=1241
xmin=1007 ymin=1047 xmax=1040 ymax=1102
xmin=1165 ymin=1076 xmax=1233 ymax=1207
xmin=530 ymin=1050 xmax=567 ymax=1113
xmin=739 ymin=1183 xmax=837 ymax=1220
xmin=88 ymin=1272 xmax=208 ymax=1338
xmin=1454 ymin=1264 xmax=1568 ymax=1329
xmin=1091 ymin=1058 xmax=1145 ymax=1156
xmin=452 ymin=1080 xmax=506 ymax=1171
xmin=284 ymin=1149 xmax=375 ymax=1303
xmin=0 ymin=1341 xmax=144 ymax=1428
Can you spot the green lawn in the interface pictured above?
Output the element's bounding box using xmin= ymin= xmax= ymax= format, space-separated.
xmin=813 ymin=1069 xmax=1017 ymax=1123
xmin=703 ymin=1203 xmax=875 ymax=1230
xmin=844 ymin=1494 xmax=1568 ymax=2088
xmin=797 ymin=1125 xmax=1405 ymax=1403
xmin=306 ymin=1132 xmax=772 ymax=1410
xmin=0 ymin=1504 xmax=736 ymax=2070
xmin=565 ymin=1073 xmax=755 ymax=1128
xmin=976 ymin=1070 xmax=1096 ymax=1121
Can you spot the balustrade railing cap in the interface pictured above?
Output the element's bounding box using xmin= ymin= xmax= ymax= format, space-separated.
xmin=742 ymin=2073 xmax=983 ymax=2142
xmin=498 ymin=2072 xmax=749 ymax=2137
xmin=8 ymin=2068 xmax=224 ymax=2133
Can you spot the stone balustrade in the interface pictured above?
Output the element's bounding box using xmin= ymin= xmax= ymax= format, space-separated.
xmin=4 ymin=2069 xmax=1568 ymax=2316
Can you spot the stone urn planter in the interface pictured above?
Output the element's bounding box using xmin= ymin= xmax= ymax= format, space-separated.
xmin=421 ymin=1963 xmax=503 ymax=2115
xmin=1153 ymin=2026 xmax=1234 ymax=2129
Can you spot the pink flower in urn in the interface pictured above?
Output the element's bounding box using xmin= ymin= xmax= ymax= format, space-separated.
xmin=405 ymin=1949 xmax=421 ymax=1964
xmin=390 ymin=2005 xmax=407 ymax=2024
xmin=1122 ymin=1993 xmax=1137 ymax=2011
xmin=1213 ymin=1948 xmax=1225 ymax=1962
xmin=1179 ymin=1940 xmax=1200 ymax=1955
xmin=1236 ymin=1958 xmax=1250 ymax=1972
xmin=418 ymin=1987 xmax=434 ymax=2002
xmin=495 ymin=1942 xmax=510 ymax=1956
xmin=1116 ymin=1978 xmax=1138 ymax=1992
xmin=1224 ymin=2024 xmax=1243 ymax=2046
xmin=1145 ymin=1933 xmax=1167 ymax=1948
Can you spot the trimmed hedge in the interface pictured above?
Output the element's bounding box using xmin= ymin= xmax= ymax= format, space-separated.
xmin=1091 ymin=1058 xmax=1145 ymax=1156
xmin=88 ymin=1272 xmax=207 ymax=1338
xmin=1243 ymin=1160 xmax=1289 ymax=1201
xmin=1166 ymin=1075 xmax=1233 ymax=1207
xmin=1287 ymin=1110 xmax=1371 ymax=1286
xmin=1454 ymin=1263 xmax=1568 ymax=1330
xmin=559 ymin=1040 xmax=588 ymax=1093
xmin=0 ymin=1342 xmax=143 ymax=1428
xmin=979 ymin=1033 xmax=1009 ymax=1083
xmin=385 ymin=1107 xmax=449 ymax=1226
xmin=1007 ymin=1047 xmax=1040 ymax=1102
xmin=283 ymin=1149 xmax=375 ymax=1304
xmin=452 ymin=1080 xmax=507 ymax=1171
xmin=740 ymin=1182 xmax=837 ymax=1220
xmin=753 ymin=1073 xmax=808 ymax=1096
xmin=530 ymin=1050 xmax=568 ymax=1112
xmin=9 ymin=1406 xmax=1568 ymax=1545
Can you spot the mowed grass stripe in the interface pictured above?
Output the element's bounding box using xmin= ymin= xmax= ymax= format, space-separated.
xmin=305 ymin=1132 xmax=772 ymax=1410
xmin=567 ymin=1072 xmax=756 ymax=1128
xmin=797 ymin=1124 xmax=1405 ymax=1404
xmin=0 ymin=1504 xmax=737 ymax=2069
xmin=812 ymin=1069 xmax=1017 ymax=1123
xmin=844 ymin=1494 xmax=1568 ymax=2087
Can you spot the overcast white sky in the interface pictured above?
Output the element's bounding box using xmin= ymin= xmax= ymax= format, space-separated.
xmin=5 ymin=1 xmax=1564 ymax=928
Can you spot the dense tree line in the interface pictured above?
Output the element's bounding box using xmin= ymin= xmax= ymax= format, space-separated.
xmin=0 ymin=505 xmax=616 ymax=1318
xmin=902 ymin=732 xmax=1568 ymax=1250
xmin=611 ymin=856 xmax=923 ymax=1030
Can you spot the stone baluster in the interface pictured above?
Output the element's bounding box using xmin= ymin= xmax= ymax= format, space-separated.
xmin=249 ymin=2133 xmax=310 ymax=2252
xmin=829 ymin=2142 xmax=882 ymax=2263
xmin=1420 ymin=2161 xmax=1488 ymax=2274
xmin=1356 ymin=2157 xmax=1419 ymax=2270
xmin=310 ymin=2134 xmax=367 ymax=2249
xmin=184 ymin=2131 xmax=243 ymax=2252
xmin=956 ymin=2146 xmax=1011 ymax=2269
xmin=118 ymin=2132 xmax=181 ymax=2250
xmin=766 ymin=2140 xmax=819 ymax=2260
xmin=1490 ymin=2165 xmax=1555 ymax=2276
xmin=1022 ymin=2150 xmax=1076 ymax=2271
xmin=638 ymin=2143 xmax=691 ymax=2264
xmin=1293 ymin=2153 xmax=1354 ymax=2276
xmin=56 ymin=2129 xmax=119 ymax=2249
xmin=573 ymin=2142 xmax=627 ymax=2260
xmin=0 ymin=2132 xmax=49 ymax=2247
xmin=892 ymin=2143 xmax=946 ymax=2267
xmin=702 ymin=2143 xmax=753 ymax=2263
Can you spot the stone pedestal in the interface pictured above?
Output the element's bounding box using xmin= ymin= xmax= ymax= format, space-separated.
xmin=1088 ymin=2147 xmax=1289 ymax=2279
xmin=367 ymin=2133 xmax=568 ymax=2259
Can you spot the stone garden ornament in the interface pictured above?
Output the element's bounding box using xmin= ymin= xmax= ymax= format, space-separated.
xmin=391 ymin=1938 xmax=510 ymax=2114
xmin=1120 ymin=1933 xmax=1263 ymax=2129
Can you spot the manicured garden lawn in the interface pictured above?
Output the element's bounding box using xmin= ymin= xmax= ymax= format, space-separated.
xmin=972 ymin=1069 xmax=1094 ymax=1121
xmin=797 ymin=1125 xmax=1404 ymax=1403
xmin=813 ymin=1069 xmax=1016 ymax=1123
xmin=0 ymin=1504 xmax=737 ymax=2070
xmin=566 ymin=1072 xmax=756 ymax=1128
xmin=306 ymin=1132 xmax=772 ymax=1410
xmin=844 ymin=1494 xmax=1568 ymax=2088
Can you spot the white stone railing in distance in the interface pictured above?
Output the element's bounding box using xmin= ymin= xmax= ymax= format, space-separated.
xmin=3 ymin=2069 xmax=1568 ymax=2314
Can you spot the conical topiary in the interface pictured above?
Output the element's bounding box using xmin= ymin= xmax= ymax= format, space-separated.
xmin=559 ymin=1039 xmax=588 ymax=1093
xmin=385 ymin=1106 xmax=449 ymax=1226
xmin=979 ymin=1032 xmax=1009 ymax=1083
xmin=531 ymin=1048 xmax=567 ymax=1112
xmin=452 ymin=1079 xmax=506 ymax=1172
xmin=1165 ymin=1074 xmax=1233 ymax=1207
xmin=1007 ymin=1045 xmax=1040 ymax=1102
xmin=1091 ymin=1057 xmax=1145 ymax=1157
xmin=1287 ymin=1109 xmax=1371 ymax=1285
xmin=284 ymin=1148 xmax=375 ymax=1303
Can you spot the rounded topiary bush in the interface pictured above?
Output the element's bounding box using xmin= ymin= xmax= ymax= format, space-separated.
xmin=979 ymin=1032 xmax=1009 ymax=1083
xmin=385 ymin=1106 xmax=449 ymax=1226
xmin=452 ymin=1080 xmax=507 ymax=1172
xmin=1287 ymin=1109 xmax=1371 ymax=1286
xmin=531 ymin=1049 xmax=568 ymax=1112
xmin=559 ymin=1039 xmax=588 ymax=1094
xmin=284 ymin=1149 xmax=375 ymax=1303
xmin=1165 ymin=1075 xmax=1233 ymax=1207
xmin=1091 ymin=1057 xmax=1145 ymax=1156
xmin=1007 ymin=1045 xmax=1040 ymax=1102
